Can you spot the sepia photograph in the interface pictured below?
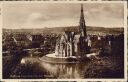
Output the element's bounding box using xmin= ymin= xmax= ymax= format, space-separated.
xmin=1 ymin=1 xmax=127 ymax=81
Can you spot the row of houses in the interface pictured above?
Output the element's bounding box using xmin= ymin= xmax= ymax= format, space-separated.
xmin=2 ymin=33 xmax=58 ymax=52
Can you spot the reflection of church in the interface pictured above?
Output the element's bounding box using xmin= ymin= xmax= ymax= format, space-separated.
xmin=55 ymin=5 xmax=91 ymax=57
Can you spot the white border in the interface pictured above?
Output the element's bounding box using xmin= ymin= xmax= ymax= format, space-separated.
xmin=0 ymin=1 xmax=2 ymax=81
xmin=0 ymin=1 xmax=127 ymax=82
xmin=124 ymin=1 xmax=127 ymax=81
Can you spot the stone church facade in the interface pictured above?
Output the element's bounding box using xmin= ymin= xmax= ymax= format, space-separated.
xmin=55 ymin=5 xmax=91 ymax=57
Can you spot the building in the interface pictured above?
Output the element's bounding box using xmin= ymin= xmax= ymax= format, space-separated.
xmin=55 ymin=4 xmax=91 ymax=58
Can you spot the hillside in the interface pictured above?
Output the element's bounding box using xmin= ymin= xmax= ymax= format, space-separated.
xmin=3 ymin=26 xmax=124 ymax=35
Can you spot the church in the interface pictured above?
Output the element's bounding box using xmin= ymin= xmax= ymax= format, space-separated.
xmin=55 ymin=4 xmax=91 ymax=58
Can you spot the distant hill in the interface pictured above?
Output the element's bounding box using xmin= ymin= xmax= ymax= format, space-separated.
xmin=3 ymin=26 xmax=124 ymax=35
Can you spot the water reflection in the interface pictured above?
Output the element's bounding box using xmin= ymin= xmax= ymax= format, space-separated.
xmin=40 ymin=61 xmax=89 ymax=79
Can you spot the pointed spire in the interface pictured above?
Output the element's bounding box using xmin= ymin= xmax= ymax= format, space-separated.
xmin=79 ymin=4 xmax=87 ymax=37
xmin=80 ymin=4 xmax=84 ymax=21
xmin=81 ymin=4 xmax=83 ymax=12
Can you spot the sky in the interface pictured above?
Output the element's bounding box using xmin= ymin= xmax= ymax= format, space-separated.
xmin=3 ymin=3 xmax=124 ymax=29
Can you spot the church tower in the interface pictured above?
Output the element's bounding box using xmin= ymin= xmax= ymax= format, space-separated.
xmin=79 ymin=4 xmax=90 ymax=55
xmin=79 ymin=4 xmax=87 ymax=37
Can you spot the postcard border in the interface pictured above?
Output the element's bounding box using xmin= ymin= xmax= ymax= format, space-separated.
xmin=0 ymin=1 xmax=127 ymax=82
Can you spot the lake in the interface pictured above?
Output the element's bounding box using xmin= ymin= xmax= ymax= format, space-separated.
xmin=21 ymin=57 xmax=90 ymax=79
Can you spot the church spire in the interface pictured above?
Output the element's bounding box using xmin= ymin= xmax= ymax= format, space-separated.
xmin=79 ymin=4 xmax=87 ymax=37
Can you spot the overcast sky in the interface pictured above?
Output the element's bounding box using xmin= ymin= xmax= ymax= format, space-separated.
xmin=3 ymin=3 xmax=124 ymax=29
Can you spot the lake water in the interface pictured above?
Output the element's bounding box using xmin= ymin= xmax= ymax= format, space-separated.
xmin=22 ymin=57 xmax=90 ymax=79
xmin=3 ymin=55 xmax=123 ymax=79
